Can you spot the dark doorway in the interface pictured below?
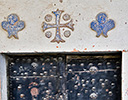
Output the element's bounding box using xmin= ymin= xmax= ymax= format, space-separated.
xmin=7 ymin=53 xmax=121 ymax=100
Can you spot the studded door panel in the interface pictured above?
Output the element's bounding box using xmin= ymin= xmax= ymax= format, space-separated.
xmin=8 ymin=55 xmax=66 ymax=100
xmin=66 ymin=55 xmax=121 ymax=100
xmin=8 ymin=54 xmax=121 ymax=100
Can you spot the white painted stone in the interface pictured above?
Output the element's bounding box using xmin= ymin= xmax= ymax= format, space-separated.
xmin=122 ymin=52 xmax=128 ymax=100
xmin=0 ymin=0 xmax=127 ymax=52
xmin=0 ymin=55 xmax=7 ymax=100
xmin=0 ymin=0 xmax=127 ymax=100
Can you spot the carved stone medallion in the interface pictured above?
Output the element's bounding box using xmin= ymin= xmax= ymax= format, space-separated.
xmin=1 ymin=14 xmax=25 ymax=39
xmin=91 ymin=13 xmax=115 ymax=37
xmin=42 ymin=9 xmax=74 ymax=43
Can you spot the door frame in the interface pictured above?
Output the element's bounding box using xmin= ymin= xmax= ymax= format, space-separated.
xmin=0 ymin=51 xmax=125 ymax=100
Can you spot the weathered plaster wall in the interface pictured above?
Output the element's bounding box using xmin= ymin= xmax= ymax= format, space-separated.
xmin=0 ymin=0 xmax=127 ymax=52
xmin=122 ymin=52 xmax=128 ymax=100
xmin=0 ymin=0 xmax=128 ymax=100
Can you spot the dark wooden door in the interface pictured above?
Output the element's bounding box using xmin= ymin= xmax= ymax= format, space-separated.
xmin=8 ymin=54 xmax=121 ymax=100
xmin=66 ymin=55 xmax=121 ymax=100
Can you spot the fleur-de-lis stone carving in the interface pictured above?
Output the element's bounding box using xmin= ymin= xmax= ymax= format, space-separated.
xmin=91 ymin=13 xmax=115 ymax=37
xmin=1 ymin=14 xmax=25 ymax=39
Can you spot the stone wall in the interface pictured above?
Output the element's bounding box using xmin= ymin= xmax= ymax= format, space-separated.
xmin=0 ymin=0 xmax=128 ymax=100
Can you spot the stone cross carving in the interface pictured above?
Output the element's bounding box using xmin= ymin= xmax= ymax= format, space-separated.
xmin=91 ymin=13 xmax=115 ymax=37
xmin=1 ymin=14 xmax=25 ymax=39
xmin=42 ymin=9 xmax=74 ymax=43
